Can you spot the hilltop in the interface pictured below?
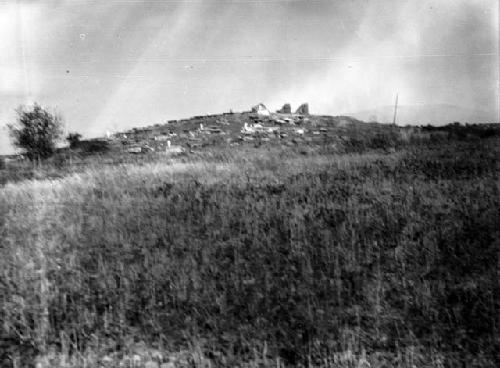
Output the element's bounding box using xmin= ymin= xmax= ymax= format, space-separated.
xmin=2 ymin=103 xmax=499 ymax=187
xmin=4 ymin=102 xmax=499 ymax=163
xmin=69 ymin=103 xmax=406 ymax=157
xmin=67 ymin=103 xmax=499 ymax=160
xmin=109 ymin=112 xmax=375 ymax=153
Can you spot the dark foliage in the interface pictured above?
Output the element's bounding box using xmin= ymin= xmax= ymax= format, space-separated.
xmin=8 ymin=103 xmax=63 ymax=161
xmin=77 ymin=139 xmax=110 ymax=154
xmin=422 ymin=122 xmax=500 ymax=139
xmin=66 ymin=133 xmax=82 ymax=149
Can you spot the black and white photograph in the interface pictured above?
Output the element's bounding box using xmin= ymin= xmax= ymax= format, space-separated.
xmin=0 ymin=0 xmax=499 ymax=367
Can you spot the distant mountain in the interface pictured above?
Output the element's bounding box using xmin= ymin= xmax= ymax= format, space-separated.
xmin=346 ymin=104 xmax=499 ymax=126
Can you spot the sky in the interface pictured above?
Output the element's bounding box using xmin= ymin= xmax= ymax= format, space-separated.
xmin=0 ymin=0 xmax=499 ymax=153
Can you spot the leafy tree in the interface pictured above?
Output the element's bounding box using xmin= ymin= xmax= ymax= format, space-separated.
xmin=8 ymin=103 xmax=63 ymax=161
xmin=66 ymin=132 xmax=82 ymax=148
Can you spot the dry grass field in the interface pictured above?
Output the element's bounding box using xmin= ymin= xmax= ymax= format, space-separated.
xmin=1 ymin=134 xmax=499 ymax=367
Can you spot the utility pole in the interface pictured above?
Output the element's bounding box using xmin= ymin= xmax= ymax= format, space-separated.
xmin=392 ymin=93 xmax=399 ymax=125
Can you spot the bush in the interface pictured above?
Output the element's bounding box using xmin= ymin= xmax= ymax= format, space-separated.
xmin=77 ymin=139 xmax=110 ymax=154
xmin=8 ymin=103 xmax=63 ymax=161
xmin=368 ymin=131 xmax=401 ymax=149
xmin=66 ymin=133 xmax=82 ymax=148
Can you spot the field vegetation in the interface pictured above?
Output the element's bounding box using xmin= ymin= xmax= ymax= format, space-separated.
xmin=0 ymin=126 xmax=499 ymax=367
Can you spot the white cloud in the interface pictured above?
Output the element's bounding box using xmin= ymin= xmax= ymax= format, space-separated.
xmin=271 ymin=0 xmax=498 ymax=115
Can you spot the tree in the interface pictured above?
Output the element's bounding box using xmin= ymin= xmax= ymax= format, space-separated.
xmin=8 ymin=103 xmax=63 ymax=161
xmin=66 ymin=132 xmax=82 ymax=148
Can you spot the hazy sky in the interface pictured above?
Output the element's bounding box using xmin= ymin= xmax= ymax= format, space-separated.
xmin=1 ymin=0 xmax=498 ymax=153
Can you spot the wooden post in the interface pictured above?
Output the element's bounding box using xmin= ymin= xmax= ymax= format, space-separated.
xmin=392 ymin=93 xmax=399 ymax=125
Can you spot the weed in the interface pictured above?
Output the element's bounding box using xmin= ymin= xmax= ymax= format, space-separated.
xmin=1 ymin=137 xmax=499 ymax=367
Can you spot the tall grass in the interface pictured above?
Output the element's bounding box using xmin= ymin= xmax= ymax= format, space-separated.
xmin=1 ymin=139 xmax=499 ymax=367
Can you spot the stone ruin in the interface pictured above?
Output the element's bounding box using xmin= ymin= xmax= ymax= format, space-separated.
xmin=277 ymin=103 xmax=291 ymax=114
xmin=295 ymin=103 xmax=309 ymax=115
xmin=251 ymin=102 xmax=309 ymax=115
xmin=251 ymin=103 xmax=271 ymax=116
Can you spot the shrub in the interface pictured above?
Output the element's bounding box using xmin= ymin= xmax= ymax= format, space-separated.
xmin=66 ymin=133 xmax=82 ymax=148
xmin=8 ymin=103 xmax=63 ymax=161
xmin=78 ymin=139 xmax=110 ymax=154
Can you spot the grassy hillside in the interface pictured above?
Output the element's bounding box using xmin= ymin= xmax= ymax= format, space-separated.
xmin=1 ymin=133 xmax=499 ymax=367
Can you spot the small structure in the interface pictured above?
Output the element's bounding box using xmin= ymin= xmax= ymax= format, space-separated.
xmin=242 ymin=122 xmax=255 ymax=134
xmin=272 ymin=116 xmax=293 ymax=125
xmin=127 ymin=146 xmax=142 ymax=154
xmin=251 ymin=103 xmax=271 ymax=117
xmin=154 ymin=135 xmax=172 ymax=141
xmin=277 ymin=103 xmax=291 ymax=114
xmin=164 ymin=145 xmax=184 ymax=155
xmin=295 ymin=103 xmax=309 ymax=115
xmin=200 ymin=123 xmax=223 ymax=134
